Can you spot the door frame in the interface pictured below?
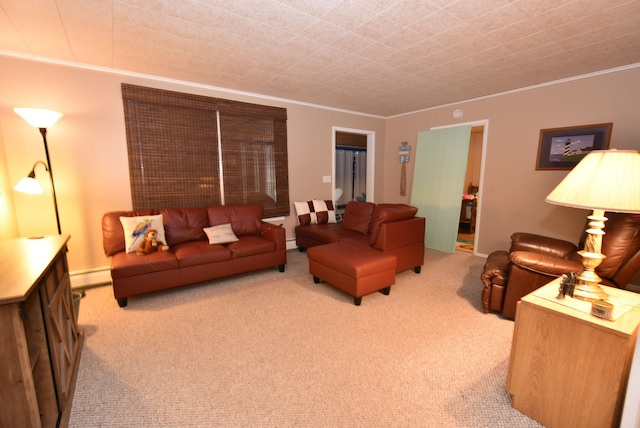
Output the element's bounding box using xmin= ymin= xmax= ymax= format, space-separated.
xmin=431 ymin=119 xmax=488 ymax=256
xmin=332 ymin=126 xmax=375 ymax=203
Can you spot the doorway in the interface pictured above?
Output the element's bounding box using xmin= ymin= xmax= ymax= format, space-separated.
xmin=332 ymin=127 xmax=375 ymax=217
xmin=412 ymin=120 xmax=487 ymax=255
xmin=335 ymin=131 xmax=367 ymax=207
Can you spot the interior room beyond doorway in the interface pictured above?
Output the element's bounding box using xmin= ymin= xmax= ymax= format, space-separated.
xmin=456 ymin=125 xmax=483 ymax=252
xmin=335 ymin=131 xmax=367 ymax=217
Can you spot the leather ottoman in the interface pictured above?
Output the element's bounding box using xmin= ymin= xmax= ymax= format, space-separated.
xmin=307 ymin=240 xmax=397 ymax=305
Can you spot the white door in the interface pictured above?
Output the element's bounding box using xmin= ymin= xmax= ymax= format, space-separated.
xmin=411 ymin=126 xmax=471 ymax=253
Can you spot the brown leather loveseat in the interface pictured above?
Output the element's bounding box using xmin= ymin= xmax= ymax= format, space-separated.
xmin=295 ymin=201 xmax=426 ymax=274
xmin=102 ymin=204 xmax=286 ymax=307
xmin=481 ymin=212 xmax=640 ymax=319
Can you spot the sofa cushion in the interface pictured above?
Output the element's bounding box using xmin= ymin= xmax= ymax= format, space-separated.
xmin=208 ymin=204 xmax=263 ymax=236
xmin=172 ymin=241 xmax=232 ymax=268
xmin=162 ymin=207 xmax=208 ymax=246
xmin=294 ymin=223 xmax=369 ymax=246
xmin=102 ymin=209 xmax=159 ymax=256
xmin=341 ymin=201 xmax=375 ymax=235
xmin=368 ymin=204 xmax=418 ymax=246
xmin=119 ymin=214 xmax=167 ymax=253
xmin=229 ymin=204 xmax=263 ymax=236
xmin=204 ymin=223 xmax=239 ymax=244
xmin=110 ymin=250 xmax=179 ymax=279
xmin=227 ymin=235 xmax=277 ymax=258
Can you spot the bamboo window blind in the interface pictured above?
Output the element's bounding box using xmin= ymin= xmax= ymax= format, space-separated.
xmin=122 ymin=84 xmax=289 ymax=217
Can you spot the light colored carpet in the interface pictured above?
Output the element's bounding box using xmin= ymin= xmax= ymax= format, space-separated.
xmin=69 ymin=248 xmax=542 ymax=427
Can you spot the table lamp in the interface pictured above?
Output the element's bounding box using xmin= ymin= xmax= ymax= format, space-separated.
xmin=545 ymin=149 xmax=640 ymax=301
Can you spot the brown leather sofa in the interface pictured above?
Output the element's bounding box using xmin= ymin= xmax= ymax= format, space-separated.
xmin=481 ymin=212 xmax=640 ymax=319
xmin=102 ymin=204 xmax=286 ymax=307
xmin=295 ymin=201 xmax=425 ymax=274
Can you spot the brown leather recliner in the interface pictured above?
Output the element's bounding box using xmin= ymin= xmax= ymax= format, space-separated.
xmin=481 ymin=212 xmax=640 ymax=319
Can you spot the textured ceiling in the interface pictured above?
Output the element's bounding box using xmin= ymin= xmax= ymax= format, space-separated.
xmin=1 ymin=0 xmax=639 ymax=117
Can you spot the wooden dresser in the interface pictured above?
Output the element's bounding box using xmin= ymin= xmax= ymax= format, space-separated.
xmin=0 ymin=235 xmax=84 ymax=428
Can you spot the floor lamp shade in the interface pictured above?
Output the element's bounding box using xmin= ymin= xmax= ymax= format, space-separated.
xmin=14 ymin=177 xmax=44 ymax=194
xmin=545 ymin=149 xmax=640 ymax=300
xmin=13 ymin=108 xmax=63 ymax=128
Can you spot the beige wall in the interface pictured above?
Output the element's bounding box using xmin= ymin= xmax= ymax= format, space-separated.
xmin=386 ymin=66 xmax=640 ymax=262
xmin=0 ymin=119 xmax=19 ymax=240
xmin=1 ymin=54 xmax=639 ymax=286
xmin=0 ymin=54 xmax=384 ymax=275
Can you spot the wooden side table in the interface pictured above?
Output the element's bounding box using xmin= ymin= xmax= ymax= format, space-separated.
xmin=507 ymin=278 xmax=640 ymax=428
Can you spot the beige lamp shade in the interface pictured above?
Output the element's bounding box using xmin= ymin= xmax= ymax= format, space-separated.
xmin=14 ymin=108 xmax=63 ymax=128
xmin=545 ymin=149 xmax=640 ymax=213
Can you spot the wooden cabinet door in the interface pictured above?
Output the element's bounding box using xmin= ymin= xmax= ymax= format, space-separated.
xmin=40 ymin=253 xmax=81 ymax=409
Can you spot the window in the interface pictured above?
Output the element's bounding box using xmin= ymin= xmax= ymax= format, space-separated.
xmin=121 ymin=84 xmax=289 ymax=217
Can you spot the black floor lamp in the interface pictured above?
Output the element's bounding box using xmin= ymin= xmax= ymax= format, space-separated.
xmin=13 ymin=108 xmax=64 ymax=235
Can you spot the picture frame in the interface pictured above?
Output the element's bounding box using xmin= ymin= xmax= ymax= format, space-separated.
xmin=535 ymin=123 xmax=613 ymax=170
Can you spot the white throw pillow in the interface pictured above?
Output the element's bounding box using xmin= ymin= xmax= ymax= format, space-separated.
xmin=120 ymin=214 xmax=167 ymax=253
xmin=204 ymin=223 xmax=239 ymax=245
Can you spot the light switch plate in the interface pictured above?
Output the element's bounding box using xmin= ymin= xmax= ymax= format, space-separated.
xmin=323 ymin=176 xmax=331 ymax=183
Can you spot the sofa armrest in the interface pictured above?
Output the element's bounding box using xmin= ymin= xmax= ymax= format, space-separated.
xmin=372 ymin=217 xmax=425 ymax=251
xmin=260 ymin=222 xmax=286 ymax=250
xmin=510 ymin=250 xmax=583 ymax=276
xmin=510 ymin=232 xmax=578 ymax=258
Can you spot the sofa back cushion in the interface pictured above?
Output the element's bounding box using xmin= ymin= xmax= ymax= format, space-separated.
xmin=162 ymin=207 xmax=208 ymax=246
xmin=208 ymin=204 xmax=263 ymax=236
xmin=368 ymin=204 xmax=418 ymax=246
xmin=102 ymin=209 xmax=159 ymax=256
xmin=341 ymin=201 xmax=375 ymax=235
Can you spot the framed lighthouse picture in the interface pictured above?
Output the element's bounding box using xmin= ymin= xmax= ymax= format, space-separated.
xmin=535 ymin=123 xmax=612 ymax=170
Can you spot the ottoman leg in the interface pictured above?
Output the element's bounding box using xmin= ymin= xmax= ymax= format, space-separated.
xmin=313 ymin=276 xmax=320 ymax=284
xmin=379 ymin=286 xmax=391 ymax=295
xmin=354 ymin=296 xmax=362 ymax=306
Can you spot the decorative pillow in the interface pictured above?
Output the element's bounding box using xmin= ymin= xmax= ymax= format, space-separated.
xmin=120 ymin=214 xmax=167 ymax=253
xmin=204 ymin=223 xmax=239 ymax=245
xmin=294 ymin=200 xmax=337 ymax=225
xmin=294 ymin=201 xmax=316 ymax=225
xmin=312 ymin=199 xmax=337 ymax=224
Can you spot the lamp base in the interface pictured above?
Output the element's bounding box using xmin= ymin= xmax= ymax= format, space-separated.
xmin=571 ymin=210 xmax=609 ymax=302
xmin=571 ymin=280 xmax=609 ymax=301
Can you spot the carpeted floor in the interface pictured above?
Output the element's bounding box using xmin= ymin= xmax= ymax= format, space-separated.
xmin=69 ymin=248 xmax=541 ymax=427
